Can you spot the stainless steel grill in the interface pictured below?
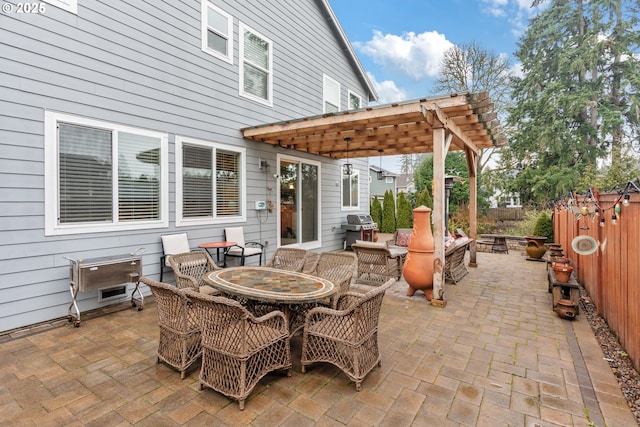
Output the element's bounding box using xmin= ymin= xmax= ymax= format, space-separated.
xmin=342 ymin=214 xmax=378 ymax=248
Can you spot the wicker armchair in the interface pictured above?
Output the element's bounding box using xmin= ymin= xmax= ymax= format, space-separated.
xmin=302 ymin=251 xmax=320 ymax=274
xmin=168 ymin=251 xmax=220 ymax=295
xmin=141 ymin=277 xmax=201 ymax=379
xmin=283 ymin=251 xmax=357 ymax=336
xmin=352 ymin=241 xmax=405 ymax=286
xmin=301 ymin=278 xmax=395 ymax=390
xmin=184 ymin=290 xmax=291 ymax=410
xmin=265 ymin=247 xmax=308 ymax=272
xmin=309 ymin=251 xmax=356 ymax=302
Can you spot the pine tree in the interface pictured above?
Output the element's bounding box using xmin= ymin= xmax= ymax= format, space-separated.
xmin=505 ymin=0 xmax=640 ymax=204
xmin=381 ymin=190 xmax=397 ymax=233
xmin=370 ymin=197 xmax=382 ymax=227
xmin=396 ymin=192 xmax=413 ymax=228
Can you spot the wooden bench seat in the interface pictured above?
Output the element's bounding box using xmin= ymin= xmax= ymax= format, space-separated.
xmin=444 ymin=237 xmax=473 ymax=284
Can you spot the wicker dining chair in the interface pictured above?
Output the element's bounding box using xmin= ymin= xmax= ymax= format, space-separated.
xmin=141 ymin=277 xmax=202 ymax=379
xmin=184 ymin=289 xmax=292 ymax=410
xmin=301 ymin=251 xmax=320 ymax=274
xmin=351 ymin=241 xmax=405 ymax=286
xmin=265 ymin=247 xmax=308 ymax=272
xmin=168 ymin=250 xmax=220 ymax=295
xmin=300 ymin=278 xmax=396 ymax=391
xmin=286 ymin=251 xmax=357 ymax=336
xmin=310 ymin=251 xmax=357 ymax=303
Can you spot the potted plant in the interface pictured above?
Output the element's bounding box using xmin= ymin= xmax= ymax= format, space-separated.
xmin=525 ymin=211 xmax=553 ymax=259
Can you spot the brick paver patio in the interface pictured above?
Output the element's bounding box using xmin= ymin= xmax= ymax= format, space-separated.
xmin=0 ymin=250 xmax=636 ymax=426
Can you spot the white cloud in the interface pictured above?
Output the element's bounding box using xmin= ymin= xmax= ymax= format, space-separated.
xmin=367 ymin=72 xmax=408 ymax=104
xmin=481 ymin=0 xmax=546 ymax=37
xmin=354 ymin=30 xmax=454 ymax=81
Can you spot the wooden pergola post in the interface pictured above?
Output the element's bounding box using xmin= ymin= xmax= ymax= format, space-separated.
xmin=466 ymin=148 xmax=478 ymax=267
xmin=431 ymin=125 xmax=446 ymax=306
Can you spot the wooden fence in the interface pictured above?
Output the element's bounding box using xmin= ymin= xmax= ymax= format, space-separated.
xmin=553 ymin=191 xmax=640 ymax=372
xmin=487 ymin=207 xmax=525 ymax=221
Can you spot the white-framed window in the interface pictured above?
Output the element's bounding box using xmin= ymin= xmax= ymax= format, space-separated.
xmin=323 ymin=74 xmax=340 ymax=113
xmin=175 ymin=136 xmax=245 ymax=226
xmin=44 ymin=111 xmax=168 ymax=236
xmin=341 ymin=170 xmax=360 ymax=210
xmin=385 ymin=176 xmax=394 ymax=184
xmin=42 ymin=0 xmax=77 ymax=14
xmin=239 ymin=23 xmax=272 ymax=106
xmin=348 ymin=90 xmax=362 ymax=110
xmin=201 ymin=1 xmax=233 ymax=63
xmin=277 ymin=155 xmax=321 ymax=249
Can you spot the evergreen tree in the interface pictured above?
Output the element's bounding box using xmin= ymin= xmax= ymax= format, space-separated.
xmin=381 ymin=190 xmax=397 ymax=233
xmin=370 ymin=197 xmax=382 ymax=227
xmin=396 ymin=192 xmax=413 ymax=228
xmin=415 ymin=188 xmax=433 ymax=210
xmin=505 ymin=0 xmax=640 ymax=204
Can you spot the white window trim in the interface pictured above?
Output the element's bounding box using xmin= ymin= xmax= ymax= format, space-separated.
xmin=348 ymin=90 xmax=362 ymax=110
xmin=276 ymin=153 xmax=322 ymax=250
xmin=42 ymin=0 xmax=77 ymax=14
xmin=44 ymin=111 xmax=169 ymax=236
xmin=323 ymin=74 xmax=341 ymax=113
xmin=175 ymin=135 xmax=246 ymax=227
xmin=201 ymin=1 xmax=233 ymax=64
xmin=341 ymin=169 xmax=360 ymax=211
xmin=239 ymin=22 xmax=273 ymax=106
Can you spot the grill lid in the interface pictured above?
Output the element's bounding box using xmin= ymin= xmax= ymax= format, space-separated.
xmin=346 ymin=214 xmax=373 ymax=225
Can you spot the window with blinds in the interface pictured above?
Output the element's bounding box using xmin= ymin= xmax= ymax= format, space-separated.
xmin=45 ymin=112 xmax=167 ymax=235
xmin=183 ymin=144 xmax=213 ymax=218
xmin=56 ymin=122 xmax=162 ymax=225
xmin=177 ymin=137 xmax=243 ymax=224
xmin=216 ymin=150 xmax=240 ymax=216
xmin=323 ymin=74 xmax=340 ymax=113
xmin=240 ymin=23 xmax=272 ymax=105
xmin=201 ymin=1 xmax=232 ymax=63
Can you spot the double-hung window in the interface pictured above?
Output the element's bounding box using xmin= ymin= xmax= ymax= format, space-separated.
xmin=323 ymin=74 xmax=340 ymax=113
xmin=341 ymin=170 xmax=360 ymax=210
xmin=239 ymin=23 xmax=272 ymax=105
xmin=201 ymin=1 xmax=233 ymax=63
xmin=175 ymin=136 xmax=245 ymax=226
xmin=44 ymin=112 xmax=168 ymax=235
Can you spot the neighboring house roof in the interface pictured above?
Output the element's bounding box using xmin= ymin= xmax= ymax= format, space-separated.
xmin=321 ymin=0 xmax=378 ymax=103
xmin=396 ymin=173 xmax=414 ymax=189
xmin=369 ymin=165 xmax=397 ymax=177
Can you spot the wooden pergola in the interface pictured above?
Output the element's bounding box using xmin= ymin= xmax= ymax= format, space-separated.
xmin=242 ymin=92 xmax=506 ymax=305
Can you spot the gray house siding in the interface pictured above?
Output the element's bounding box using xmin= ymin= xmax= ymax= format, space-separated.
xmin=0 ymin=0 xmax=373 ymax=332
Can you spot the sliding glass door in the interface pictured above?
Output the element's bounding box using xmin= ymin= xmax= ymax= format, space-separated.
xmin=278 ymin=156 xmax=320 ymax=247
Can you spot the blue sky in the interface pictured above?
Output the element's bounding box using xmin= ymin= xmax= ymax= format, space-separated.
xmin=329 ymin=0 xmax=544 ymax=171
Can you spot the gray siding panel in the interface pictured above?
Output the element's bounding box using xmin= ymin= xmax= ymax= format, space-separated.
xmin=0 ymin=0 xmax=373 ymax=332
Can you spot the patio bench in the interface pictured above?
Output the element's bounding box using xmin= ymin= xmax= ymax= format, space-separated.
xmin=444 ymin=237 xmax=473 ymax=284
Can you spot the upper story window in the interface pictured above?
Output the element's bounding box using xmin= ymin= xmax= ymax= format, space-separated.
xmin=44 ymin=112 xmax=168 ymax=236
xmin=201 ymin=1 xmax=233 ymax=63
xmin=323 ymin=74 xmax=340 ymax=113
xmin=341 ymin=170 xmax=360 ymax=210
xmin=239 ymin=23 xmax=272 ymax=106
xmin=348 ymin=90 xmax=362 ymax=110
xmin=175 ymin=136 xmax=246 ymax=226
xmin=385 ymin=176 xmax=394 ymax=184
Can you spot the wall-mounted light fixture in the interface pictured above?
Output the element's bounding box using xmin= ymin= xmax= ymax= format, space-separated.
xmin=343 ymin=137 xmax=353 ymax=176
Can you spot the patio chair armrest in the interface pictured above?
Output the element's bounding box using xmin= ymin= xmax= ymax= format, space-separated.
xmin=251 ymin=309 xmax=289 ymax=334
xmin=245 ymin=241 xmax=264 ymax=249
